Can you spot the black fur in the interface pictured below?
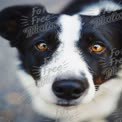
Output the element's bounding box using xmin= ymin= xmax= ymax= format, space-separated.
xmin=0 ymin=5 xmax=60 ymax=80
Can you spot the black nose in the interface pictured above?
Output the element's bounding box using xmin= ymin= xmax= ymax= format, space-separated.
xmin=52 ymin=79 xmax=89 ymax=100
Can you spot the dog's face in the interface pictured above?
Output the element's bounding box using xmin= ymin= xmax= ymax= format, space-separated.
xmin=0 ymin=5 xmax=122 ymax=111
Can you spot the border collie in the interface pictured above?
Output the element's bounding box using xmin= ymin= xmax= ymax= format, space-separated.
xmin=0 ymin=0 xmax=122 ymax=122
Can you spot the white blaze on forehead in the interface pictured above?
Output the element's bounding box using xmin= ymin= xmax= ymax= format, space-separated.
xmin=56 ymin=15 xmax=88 ymax=78
xmin=40 ymin=15 xmax=86 ymax=83
xmin=58 ymin=15 xmax=81 ymax=45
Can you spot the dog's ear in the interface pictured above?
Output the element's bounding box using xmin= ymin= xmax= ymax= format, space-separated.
xmin=0 ymin=5 xmax=47 ymax=47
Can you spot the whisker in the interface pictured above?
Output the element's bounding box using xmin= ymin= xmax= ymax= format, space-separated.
xmin=31 ymin=72 xmax=40 ymax=78
xmin=32 ymin=66 xmax=40 ymax=69
xmin=31 ymin=69 xmax=40 ymax=71
xmin=32 ymin=71 xmax=40 ymax=74
xmin=100 ymin=62 xmax=107 ymax=65
xmin=99 ymin=60 xmax=105 ymax=63
xmin=20 ymin=18 xmax=28 ymax=21
xmin=21 ymin=22 xmax=29 ymax=24
xmin=102 ymin=65 xmax=109 ymax=68
xmin=32 ymin=73 xmax=40 ymax=76
xmin=22 ymin=24 xmax=29 ymax=27
xmin=100 ymin=57 xmax=106 ymax=60
xmin=22 ymin=16 xmax=29 ymax=18
xmin=100 ymin=63 xmax=108 ymax=67
xmin=90 ymin=70 xmax=96 ymax=75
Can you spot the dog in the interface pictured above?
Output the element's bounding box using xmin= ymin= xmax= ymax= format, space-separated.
xmin=0 ymin=0 xmax=122 ymax=122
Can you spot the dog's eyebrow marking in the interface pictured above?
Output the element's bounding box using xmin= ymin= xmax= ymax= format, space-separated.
xmin=79 ymin=0 xmax=122 ymax=16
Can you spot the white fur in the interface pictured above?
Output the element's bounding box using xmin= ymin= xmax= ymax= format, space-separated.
xmin=17 ymin=65 xmax=122 ymax=122
xmin=79 ymin=0 xmax=122 ymax=16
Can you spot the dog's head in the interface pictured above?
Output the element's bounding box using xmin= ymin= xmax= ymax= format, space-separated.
xmin=0 ymin=3 xmax=122 ymax=114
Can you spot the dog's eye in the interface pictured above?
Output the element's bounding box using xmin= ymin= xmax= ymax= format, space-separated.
xmin=36 ymin=42 xmax=48 ymax=51
xmin=89 ymin=44 xmax=105 ymax=53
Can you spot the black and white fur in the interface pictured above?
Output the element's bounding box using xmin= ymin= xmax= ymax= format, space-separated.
xmin=0 ymin=0 xmax=122 ymax=122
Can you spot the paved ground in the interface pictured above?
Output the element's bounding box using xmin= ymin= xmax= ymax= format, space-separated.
xmin=0 ymin=0 xmax=122 ymax=122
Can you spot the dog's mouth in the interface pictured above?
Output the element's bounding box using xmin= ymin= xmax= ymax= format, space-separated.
xmin=56 ymin=100 xmax=78 ymax=107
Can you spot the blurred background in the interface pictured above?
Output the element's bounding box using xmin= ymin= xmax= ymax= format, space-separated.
xmin=0 ymin=0 xmax=122 ymax=122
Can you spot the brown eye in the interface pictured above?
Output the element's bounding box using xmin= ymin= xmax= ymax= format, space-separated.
xmin=90 ymin=44 xmax=105 ymax=53
xmin=36 ymin=42 xmax=48 ymax=51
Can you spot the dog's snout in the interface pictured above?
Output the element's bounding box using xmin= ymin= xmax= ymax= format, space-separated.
xmin=52 ymin=79 xmax=89 ymax=100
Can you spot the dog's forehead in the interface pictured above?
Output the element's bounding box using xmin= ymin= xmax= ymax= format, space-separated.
xmin=57 ymin=15 xmax=82 ymax=44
